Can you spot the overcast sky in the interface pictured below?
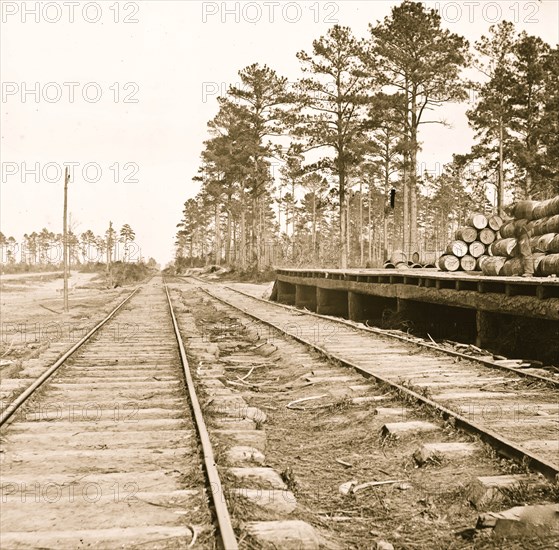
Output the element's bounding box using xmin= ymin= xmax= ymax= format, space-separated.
xmin=1 ymin=0 xmax=558 ymax=265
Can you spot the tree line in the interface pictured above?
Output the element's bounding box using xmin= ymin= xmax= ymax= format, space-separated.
xmin=0 ymin=223 xmax=137 ymax=268
xmin=175 ymin=1 xmax=558 ymax=270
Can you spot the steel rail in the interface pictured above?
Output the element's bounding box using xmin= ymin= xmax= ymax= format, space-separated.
xmin=222 ymin=283 xmax=559 ymax=389
xmin=164 ymin=283 xmax=239 ymax=550
xmin=179 ymin=274 xmax=557 ymax=387
xmin=0 ymin=287 xmax=140 ymax=428
xmin=191 ymin=281 xmax=559 ymax=482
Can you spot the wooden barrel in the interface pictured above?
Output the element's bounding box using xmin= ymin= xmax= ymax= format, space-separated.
xmin=446 ymin=240 xmax=469 ymax=258
xmin=455 ymin=227 xmax=477 ymax=243
xmin=537 ymin=254 xmax=559 ymax=276
xmin=390 ymin=250 xmax=407 ymax=264
xmin=488 ymin=215 xmax=503 ymax=231
xmin=438 ymin=255 xmax=460 ymax=272
xmin=489 ymin=238 xmax=517 ymax=257
xmin=499 ymin=221 xmax=514 ymax=239
xmin=501 ymin=258 xmax=523 ymax=277
xmin=410 ymin=263 xmax=422 ymax=269
xmin=525 ymin=220 xmax=538 ymax=236
xmin=499 ymin=221 xmax=516 ymax=239
xmin=533 ymin=252 xmax=546 ymax=273
xmin=423 ymin=263 xmax=436 ymax=269
xmin=548 ymin=235 xmax=559 ymax=254
xmin=531 ymin=218 xmax=548 ymax=236
xmin=480 ymin=256 xmax=506 ymax=276
xmin=514 ymin=200 xmax=539 ymax=220
xmin=479 ymin=228 xmax=496 ymax=245
xmin=395 ymin=262 xmax=410 ymax=269
xmin=532 ymin=202 xmax=547 ymax=219
xmin=529 ymin=236 xmax=540 ymax=249
xmin=460 ymin=255 xmax=477 ymax=271
xmin=466 ymin=213 xmax=488 ymax=230
xmin=383 ymin=262 xmax=395 ymax=269
xmin=535 ymin=233 xmax=558 ymax=252
xmin=411 ymin=251 xmax=420 ymax=264
xmin=551 ymin=196 xmax=559 ymax=216
xmin=533 ymin=196 xmax=559 ymax=219
xmin=500 ymin=219 xmax=529 ymax=239
xmin=544 ymin=215 xmax=559 ymax=234
xmin=469 ymin=241 xmax=486 ymax=258
xmin=476 ymin=255 xmax=489 ymax=271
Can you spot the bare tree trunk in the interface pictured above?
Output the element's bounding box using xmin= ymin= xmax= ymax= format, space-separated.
xmin=252 ymin=196 xmax=259 ymax=269
xmin=225 ymin=206 xmax=232 ymax=264
xmin=259 ymin=199 xmax=265 ymax=267
xmin=62 ymin=169 xmax=69 ymax=312
xmin=214 ymin=203 xmax=221 ymax=265
xmin=346 ymin=191 xmax=351 ymax=266
xmin=359 ymin=180 xmax=364 ymax=267
xmin=291 ymin=179 xmax=296 ymax=237
xmin=312 ymin=192 xmax=317 ymax=262
xmin=498 ymin=116 xmax=505 ymax=213
xmin=240 ymin=208 xmax=246 ymax=269
xmin=410 ymin=97 xmax=418 ymax=258
xmin=368 ymin=185 xmax=372 ymax=264
xmin=278 ymin=187 xmax=282 ymax=234
xmin=232 ymin=218 xmax=237 ymax=264
xmin=402 ymin=159 xmax=409 ymax=256
xmin=339 ymin=196 xmax=347 ymax=268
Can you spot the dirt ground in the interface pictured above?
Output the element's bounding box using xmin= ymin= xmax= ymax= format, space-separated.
xmin=0 ymin=271 xmax=134 ymax=384
xmin=177 ymin=284 xmax=559 ymax=550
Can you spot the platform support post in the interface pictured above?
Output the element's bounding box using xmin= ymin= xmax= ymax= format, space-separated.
xmin=277 ymin=281 xmax=296 ymax=305
xmin=476 ymin=310 xmax=494 ymax=349
xmin=296 ymin=285 xmax=317 ymax=311
xmin=348 ymin=292 xmax=364 ymax=322
xmin=317 ymin=288 xmax=348 ymax=318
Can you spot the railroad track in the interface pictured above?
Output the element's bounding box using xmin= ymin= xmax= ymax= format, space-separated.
xmin=181 ymin=276 xmax=558 ymax=482
xmin=0 ymin=277 xmax=239 ymax=549
xmin=3 ymin=273 xmax=557 ymax=547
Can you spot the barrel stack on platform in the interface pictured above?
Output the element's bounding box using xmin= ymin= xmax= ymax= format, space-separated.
xmin=438 ymin=213 xmax=502 ymax=272
xmin=383 ymin=250 xmax=426 ymax=269
xmin=480 ymin=195 xmax=559 ymax=277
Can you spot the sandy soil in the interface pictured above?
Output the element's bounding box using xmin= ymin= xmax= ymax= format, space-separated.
xmin=1 ymin=271 xmax=134 ymax=382
xmin=175 ymin=284 xmax=559 ymax=549
xmin=226 ymin=281 xmax=274 ymax=299
xmin=1 ymin=271 xmax=63 ymax=281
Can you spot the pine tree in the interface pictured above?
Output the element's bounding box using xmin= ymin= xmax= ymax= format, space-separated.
xmin=508 ymin=33 xmax=551 ymax=199
xmin=369 ymin=0 xmax=469 ymax=255
xmin=293 ymin=25 xmax=373 ymax=268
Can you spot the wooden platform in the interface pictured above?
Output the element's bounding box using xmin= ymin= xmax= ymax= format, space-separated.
xmin=275 ymin=268 xmax=559 ymax=321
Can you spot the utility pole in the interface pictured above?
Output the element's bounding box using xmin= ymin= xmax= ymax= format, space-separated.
xmin=62 ymin=167 xmax=70 ymax=313
xmin=106 ymin=221 xmax=113 ymax=271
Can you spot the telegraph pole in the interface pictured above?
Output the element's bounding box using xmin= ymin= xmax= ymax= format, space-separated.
xmin=106 ymin=221 xmax=113 ymax=271
xmin=63 ymin=167 xmax=70 ymax=312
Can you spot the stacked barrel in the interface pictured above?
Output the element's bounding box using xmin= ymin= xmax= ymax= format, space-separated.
xmin=383 ymin=251 xmax=435 ymax=269
xmin=438 ymin=213 xmax=502 ymax=272
xmin=479 ymin=195 xmax=559 ymax=277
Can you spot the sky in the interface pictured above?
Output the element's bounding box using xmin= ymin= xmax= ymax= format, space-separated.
xmin=1 ymin=0 xmax=558 ymax=265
